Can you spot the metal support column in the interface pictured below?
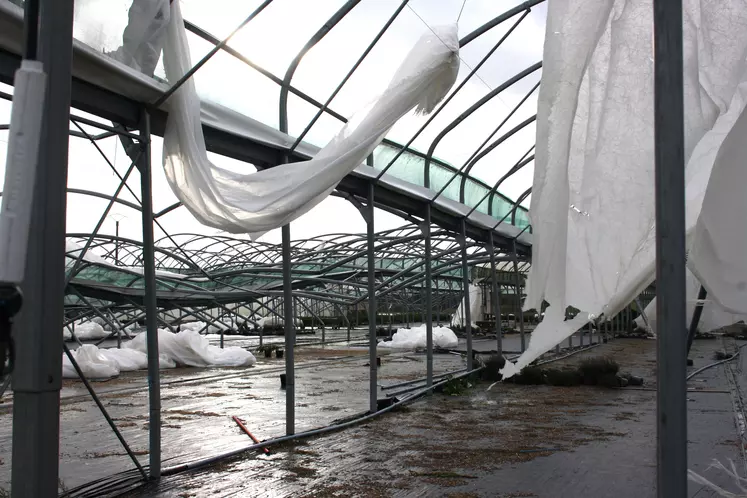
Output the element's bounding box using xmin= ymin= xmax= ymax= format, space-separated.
xmin=459 ymin=220 xmax=473 ymax=370
xmin=367 ymin=184 xmax=377 ymax=412
xmin=488 ymin=234 xmax=502 ymax=356
xmin=423 ymin=205 xmax=433 ymax=386
xmin=511 ymin=239 xmax=525 ymax=352
xmin=653 ymin=0 xmax=687 ymax=495
xmin=138 ymin=110 xmax=161 ymax=479
xmin=686 ymin=285 xmax=707 ymax=356
xmin=11 ymin=0 xmax=73 ymax=495
xmin=282 ymin=224 xmax=295 ymax=435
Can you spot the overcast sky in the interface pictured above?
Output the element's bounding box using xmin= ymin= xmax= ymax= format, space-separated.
xmin=0 ymin=0 xmax=546 ymax=248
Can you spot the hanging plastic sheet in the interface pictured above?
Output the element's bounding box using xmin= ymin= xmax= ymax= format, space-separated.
xmin=160 ymin=0 xmax=460 ymax=239
xmin=107 ymin=0 xmax=171 ymax=77
xmin=503 ymin=0 xmax=747 ymax=377
xmin=636 ymin=269 xmax=747 ymax=334
xmin=450 ymin=284 xmax=482 ymax=328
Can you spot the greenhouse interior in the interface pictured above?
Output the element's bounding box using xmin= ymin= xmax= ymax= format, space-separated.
xmin=0 ymin=0 xmax=746 ymax=496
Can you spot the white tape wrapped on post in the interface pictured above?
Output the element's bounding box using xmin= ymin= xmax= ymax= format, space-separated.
xmin=0 ymin=60 xmax=47 ymax=284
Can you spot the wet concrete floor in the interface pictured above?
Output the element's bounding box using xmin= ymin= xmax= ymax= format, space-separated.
xmin=0 ymin=333 xmax=744 ymax=497
xmin=133 ymin=337 xmax=747 ymax=497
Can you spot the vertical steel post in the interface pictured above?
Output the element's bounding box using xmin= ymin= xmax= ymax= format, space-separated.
xmin=367 ymin=184 xmax=377 ymax=412
xmin=653 ymin=0 xmax=687 ymax=495
xmin=138 ymin=110 xmax=161 ymax=479
xmin=488 ymin=234 xmax=502 ymax=356
xmin=115 ymin=220 xmax=120 ymax=265
xmin=460 ymin=220 xmax=473 ymax=370
xmin=511 ymin=239 xmax=525 ymax=352
xmin=11 ymin=0 xmax=73 ymax=494
xmin=282 ymin=224 xmax=295 ymax=435
xmin=424 ymin=205 xmax=433 ymax=386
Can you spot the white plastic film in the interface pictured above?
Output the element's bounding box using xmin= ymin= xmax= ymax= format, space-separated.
xmin=108 ymin=0 xmax=171 ymax=77
xmin=160 ymin=0 xmax=459 ymax=239
xmin=450 ymin=284 xmax=482 ymax=328
xmin=504 ymin=0 xmax=747 ymax=376
xmin=377 ymin=324 xmax=458 ymax=350
xmin=636 ymin=269 xmax=747 ymax=334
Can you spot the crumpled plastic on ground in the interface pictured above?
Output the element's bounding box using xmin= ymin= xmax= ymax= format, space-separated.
xmin=127 ymin=329 xmax=256 ymax=368
xmin=64 ymin=322 xmax=109 ymax=341
xmin=160 ymin=0 xmax=460 ymax=238
xmin=62 ymin=344 xmax=121 ymax=380
xmin=62 ymin=344 xmax=177 ymax=379
xmin=503 ymin=0 xmax=747 ymax=378
xmin=378 ymin=324 xmax=458 ymax=349
xmin=62 ymin=329 xmax=254 ymax=380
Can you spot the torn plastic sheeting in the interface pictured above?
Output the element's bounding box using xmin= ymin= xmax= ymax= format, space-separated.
xmin=63 ymin=344 xmax=120 ymax=380
xmin=62 ymin=344 xmax=177 ymax=379
xmin=635 ymin=269 xmax=747 ymax=334
xmin=161 ymin=0 xmax=460 ymax=239
xmin=65 ymin=322 xmax=110 ymax=341
xmin=378 ymin=324 xmax=458 ymax=349
xmin=504 ymin=0 xmax=747 ymax=377
xmin=127 ymin=328 xmax=256 ymax=367
xmin=690 ymin=94 xmax=747 ymax=314
xmin=450 ymin=284 xmax=482 ymax=328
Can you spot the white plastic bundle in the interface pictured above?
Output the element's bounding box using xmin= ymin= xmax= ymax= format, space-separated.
xmin=160 ymin=0 xmax=460 ymax=239
xmin=61 ymin=343 xmax=177 ymax=379
xmin=127 ymin=328 xmax=256 ymax=367
xmin=62 ymin=344 xmax=121 ymax=380
xmin=503 ymin=0 xmax=747 ymax=377
xmin=378 ymin=324 xmax=458 ymax=349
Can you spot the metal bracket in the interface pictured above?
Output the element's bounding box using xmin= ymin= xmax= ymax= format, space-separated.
xmin=346 ymin=194 xmax=372 ymax=224
xmin=455 ymin=233 xmax=467 ymax=247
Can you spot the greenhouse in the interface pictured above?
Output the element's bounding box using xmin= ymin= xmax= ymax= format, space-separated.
xmin=0 ymin=0 xmax=746 ymax=496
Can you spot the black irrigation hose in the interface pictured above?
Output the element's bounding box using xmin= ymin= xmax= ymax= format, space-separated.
xmin=686 ymin=342 xmax=747 ymax=381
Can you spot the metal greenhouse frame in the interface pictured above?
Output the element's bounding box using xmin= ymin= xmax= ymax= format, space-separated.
xmin=0 ymin=0 xmax=687 ymax=496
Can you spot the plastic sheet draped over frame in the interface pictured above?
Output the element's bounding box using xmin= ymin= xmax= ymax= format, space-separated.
xmin=450 ymin=284 xmax=482 ymax=328
xmin=503 ymin=0 xmax=747 ymax=376
xmin=161 ymin=1 xmax=460 ymax=239
xmin=635 ymin=269 xmax=747 ymax=335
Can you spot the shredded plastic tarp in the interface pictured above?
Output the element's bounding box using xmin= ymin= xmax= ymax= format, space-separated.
xmin=160 ymin=0 xmax=460 ymax=239
xmin=378 ymin=324 xmax=458 ymax=349
xmin=503 ymin=0 xmax=747 ymax=377
xmin=62 ymin=344 xmax=174 ymax=380
xmin=450 ymin=284 xmax=482 ymax=328
xmin=127 ymin=329 xmax=256 ymax=367
xmin=65 ymin=322 xmax=110 ymax=341
xmin=635 ymin=269 xmax=747 ymax=334
xmin=62 ymin=345 xmax=121 ymax=380
xmin=107 ymin=0 xmax=171 ymax=77
xmin=62 ymin=329 xmax=255 ymax=380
